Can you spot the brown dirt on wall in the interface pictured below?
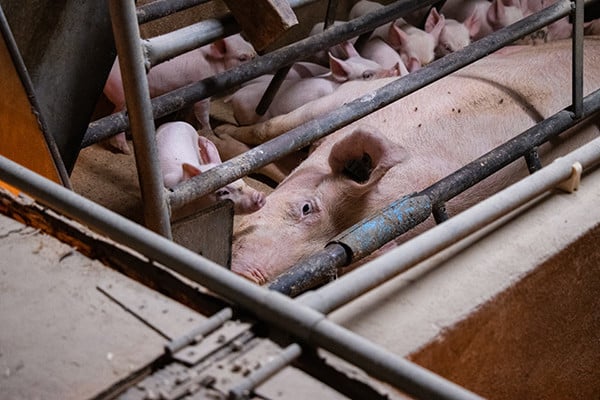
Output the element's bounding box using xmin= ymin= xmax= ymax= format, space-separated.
xmin=408 ymin=224 xmax=600 ymax=400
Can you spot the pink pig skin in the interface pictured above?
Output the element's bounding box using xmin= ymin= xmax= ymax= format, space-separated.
xmin=103 ymin=34 xmax=256 ymax=154
xmin=228 ymin=42 xmax=401 ymax=126
xmin=226 ymin=38 xmax=600 ymax=284
xmin=156 ymin=121 xmax=265 ymax=215
xmin=442 ymin=0 xmax=524 ymax=40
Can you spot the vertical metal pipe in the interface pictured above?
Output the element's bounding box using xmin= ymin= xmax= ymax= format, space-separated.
xmin=572 ymin=0 xmax=584 ymax=118
xmin=525 ymin=148 xmax=543 ymax=173
xmin=324 ymin=0 xmax=339 ymax=29
xmin=254 ymin=65 xmax=293 ymax=116
xmin=108 ymin=0 xmax=172 ymax=238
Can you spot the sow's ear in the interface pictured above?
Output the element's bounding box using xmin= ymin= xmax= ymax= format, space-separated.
xmin=328 ymin=126 xmax=407 ymax=196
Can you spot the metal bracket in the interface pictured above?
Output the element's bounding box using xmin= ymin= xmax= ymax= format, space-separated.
xmin=556 ymin=161 xmax=582 ymax=193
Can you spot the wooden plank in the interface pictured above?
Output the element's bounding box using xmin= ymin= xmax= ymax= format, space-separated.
xmin=222 ymin=0 xmax=298 ymax=51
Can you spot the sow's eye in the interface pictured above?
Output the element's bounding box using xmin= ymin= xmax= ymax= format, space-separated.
xmin=216 ymin=189 xmax=230 ymax=198
xmin=301 ymin=202 xmax=312 ymax=216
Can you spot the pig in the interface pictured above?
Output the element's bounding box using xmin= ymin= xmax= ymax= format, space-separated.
xmin=426 ymin=8 xmax=480 ymax=58
xmin=386 ymin=14 xmax=445 ymax=69
xmin=228 ymin=42 xmax=401 ymax=126
xmin=226 ymin=38 xmax=600 ymax=284
xmin=441 ymin=0 xmax=525 ymax=40
xmin=103 ymin=34 xmax=256 ymax=154
xmin=156 ymin=121 xmax=265 ymax=214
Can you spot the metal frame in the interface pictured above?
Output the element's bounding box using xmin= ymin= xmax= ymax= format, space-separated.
xmin=23 ymin=0 xmax=595 ymax=397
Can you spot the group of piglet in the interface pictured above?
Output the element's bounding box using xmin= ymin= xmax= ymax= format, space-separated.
xmin=103 ymin=33 xmax=266 ymax=215
xmin=226 ymin=0 xmax=588 ymax=130
xmin=98 ymin=0 xmax=600 ymax=235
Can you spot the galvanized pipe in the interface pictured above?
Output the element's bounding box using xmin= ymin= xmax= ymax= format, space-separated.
xmin=167 ymin=0 xmax=574 ymax=211
xmin=83 ymin=0 xmax=440 ymax=146
xmin=136 ymin=0 xmax=211 ymax=25
xmin=165 ymin=307 xmax=233 ymax=354
xmin=228 ymin=343 xmax=303 ymax=400
xmin=143 ymin=15 xmax=239 ymax=69
xmin=0 ymin=156 xmax=482 ymax=400
xmin=299 ymin=133 xmax=600 ymax=315
xmin=142 ymin=0 xmax=322 ymax=68
xmin=108 ymin=0 xmax=172 ymax=238
xmin=572 ymin=0 xmax=584 ymax=118
xmin=273 ymin=88 xmax=600 ymax=298
xmin=269 ymin=195 xmax=433 ymax=296
xmin=424 ymin=89 xmax=600 ymax=206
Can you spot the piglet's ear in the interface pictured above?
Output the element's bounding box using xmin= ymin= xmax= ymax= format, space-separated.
xmin=328 ymin=126 xmax=407 ymax=196
xmin=207 ymin=39 xmax=227 ymax=60
xmin=424 ymin=7 xmax=445 ymax=41
xmin=197 ymin=136 xmax=223 ymax=164
xmin=182 ymin=163 xmax=202 ymax=181
xmin=328 ymin=53 xmax=351 ymax=82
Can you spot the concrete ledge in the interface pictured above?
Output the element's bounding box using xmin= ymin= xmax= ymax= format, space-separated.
xmin=330 ymin=163 xmax=600 ymax=399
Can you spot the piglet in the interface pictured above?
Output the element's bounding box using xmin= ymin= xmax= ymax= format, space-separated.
xmin=386 ymin=16 xmax=444 ymax=71
xmin=426 ymin=8 xmax=480 ymax=58
xmin=442 ymin=0 xmax=524 ymax=41
xmin=156 ymin=121 xmax=265 ymax=214
xmin=103 ymin=34 xmax=256 ymax=154
xmin=228 ymin=41 xmax=401 ymax=125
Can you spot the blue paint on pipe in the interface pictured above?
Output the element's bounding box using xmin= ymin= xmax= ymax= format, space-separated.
xmin=330 ymin=194 xmax=432 ymax=261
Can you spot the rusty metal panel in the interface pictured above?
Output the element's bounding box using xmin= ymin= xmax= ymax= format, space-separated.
xmin=0 ymin=0 xmax=116 ymax=173
xmin=0 ymin=5 xmax=68 ymax=187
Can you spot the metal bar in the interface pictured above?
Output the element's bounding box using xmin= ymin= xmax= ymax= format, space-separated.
xmin=165 ymin=307 xmax=233 ymax=354
xmin=83 ymin=0 xmax=441 ymax=146
xmin=432 ymin=204 xmax=449 ymax=224
xmin=166 ymin=0 xmax=574 ymax=211
xmin=255 ymin=65 xmax=293 ymax=116
xmin=572 ymin=0 xmax=584 ymax=118
xmin=143 ymin=15 xmax=238 ymax=69
xmin=300 ymin=135 xmax=600 ymax=315
xmin=108 ymin=0 xmax=172 ymax=238
xmin=268 ymin=243 xmax=347 ymax=296
xmin=270 ymin=79 xmax=598 ymax=296
xmin=424 ymin=90 xmax=600 ymax=206
xmin=525 ymin=148 xmax=543 ymax=174
xmin=269 ymin=195 xmax=432 ymax=297
xmin=0 ymin=156 xmax=482 ymax=400
xmin=297 ymin=91 xmax=600 ymax=315
xmin=136 ymin=0 xmax=211 ymax=25
xmin=228 ymin=343 xmax=303 ymax=400
xmin=252 ymin=0 xmax=336 ymax=119
xmin=324 ymin=0 xmax=339 ymax=29
xmin=142 ymin=0 xmax=321 ymax=68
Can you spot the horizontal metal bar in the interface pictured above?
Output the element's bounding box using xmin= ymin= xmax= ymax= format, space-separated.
xmin=166 ymin=0 xmax=573 ymax=211
xmin=0 ymin=156 xmax=482 ymax=400
xmin=228 ymin=343 xmax=302 ymax=400
xmin=143 ymin=0 xmax=322 ymax=69
xmin=301 ymin=137 xmax=600 ymax=314
xmin=83 ymin=0 xmax=439 ymax=147
xmin=268 ymin=243 xmax=348 ymax=296
xmin=143 ymin=15 xmax=238 ymax=68
xmin=290 ymin=89 xmax=600 ymax=304
xmin=165 ymin=307 xmax=233 ymax=354
xmin=423 ymin=89 xmax=600 ymax=206
xmin=136 ymin=0 xmax=211 ymax=25
xmin=269 ymin=195 xmax=432 ymax=296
